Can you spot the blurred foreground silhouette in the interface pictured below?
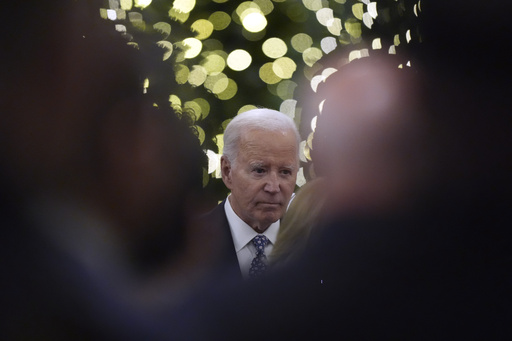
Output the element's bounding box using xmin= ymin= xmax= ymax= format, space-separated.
xmin=0 ymin=1 xmax=209 ymax=339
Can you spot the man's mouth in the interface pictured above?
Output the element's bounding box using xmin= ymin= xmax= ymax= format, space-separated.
xmin=259 ymin=202 xmax=281 ymax=207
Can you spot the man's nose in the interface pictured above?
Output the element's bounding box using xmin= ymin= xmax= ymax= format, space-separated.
xmin=264 ymin=172 xmax=280 ymax=193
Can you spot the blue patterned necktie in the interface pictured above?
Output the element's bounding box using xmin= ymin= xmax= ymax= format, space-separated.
xmin=249 ymin=235 xmax=270 ymax=279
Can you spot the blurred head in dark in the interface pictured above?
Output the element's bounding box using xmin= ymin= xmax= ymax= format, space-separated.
xmin=310 ymin=54 xmax=429 ymax=217
xmin=0 ymin=1 xmax=203 ymax=267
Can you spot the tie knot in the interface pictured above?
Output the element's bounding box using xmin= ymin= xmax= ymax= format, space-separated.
xmin=252 ymin=235 xmax=269 ymax=254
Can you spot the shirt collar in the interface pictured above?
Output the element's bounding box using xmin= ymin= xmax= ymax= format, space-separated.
xmin=224 ymin=195 xmax=279 ymax=252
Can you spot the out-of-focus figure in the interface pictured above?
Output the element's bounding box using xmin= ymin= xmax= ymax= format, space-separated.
xmin=311 ymin=54 xmax=429 ymax=217
xmin=0 ymin=1 xmax=204 ymax=339
xmin=269 ymin=177 xmax=327 ymax=267
xmin=269 ymin=54 xmax=428 ymax=268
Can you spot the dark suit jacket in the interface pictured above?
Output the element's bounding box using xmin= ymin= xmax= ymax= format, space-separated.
xmin=197 ymin=200 xmax=241 ymax=278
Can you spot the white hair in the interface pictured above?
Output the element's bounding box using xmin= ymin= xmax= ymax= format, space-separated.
xmin=222 ymin=108 xmax=300 ymax=167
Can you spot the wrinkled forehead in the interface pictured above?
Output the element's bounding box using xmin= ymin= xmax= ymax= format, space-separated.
xmin=240 ymin=126 xmax=299 ymax=145
xmin=240 ymin=128 xmax=298 ymax=149
xmin=238 ymin=128 xmax=299 ymax=162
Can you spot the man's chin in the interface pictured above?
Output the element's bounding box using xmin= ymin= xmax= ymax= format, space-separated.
xmin=257 ymin=212 xmax=282 ymax=226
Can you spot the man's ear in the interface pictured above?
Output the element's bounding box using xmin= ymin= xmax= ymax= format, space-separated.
xmin=220 ymin=156 xmax=232 ymax=189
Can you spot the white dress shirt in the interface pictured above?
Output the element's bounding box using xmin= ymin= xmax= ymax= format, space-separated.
xmin=224 ymin=196 xmax=279 ymax=279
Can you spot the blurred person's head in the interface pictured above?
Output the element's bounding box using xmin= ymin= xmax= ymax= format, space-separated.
xmin=0 ymin=0 xmax=142 ymax=195
xmin=99 ymin=104 xmax=204 ymax=269
xmin=0 ymin=1 xmax=204 ymax=265
xmin=221 ymin=108 xmax=300 ymax=233
xmin=270 ymin=177 xmax=327 ymax=266
xmin=310 ymin=55 xmax=429 ymax=216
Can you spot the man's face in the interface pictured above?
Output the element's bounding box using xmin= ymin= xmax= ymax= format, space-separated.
xmin=222 ymin=128 xmax=298 ymax=232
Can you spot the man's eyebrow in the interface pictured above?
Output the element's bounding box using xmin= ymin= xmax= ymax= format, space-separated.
xmin=249 ymin=161 xmax=265 ymax=168
xmin=281 ymin=163 xmax=298 ymax=170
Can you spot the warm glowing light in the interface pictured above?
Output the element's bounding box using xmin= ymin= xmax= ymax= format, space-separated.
xmin=316 ymin=8 xmax=334 ymax=26
xmin=238 ymin=105 xmax=258 ymax=114
xmin=291 ymin=33 xmax=313 ymax=53
xmin=327 ymin=18 xmax=342 ymax=36
xmin=277 ymin=80 xmax=297 ymax=100
xmin=227 ymin=49 xmax=252 ymax=71
xmin=302 ymin=47 xmax=323 ymax=67
xmin=279 ymin=99 xmax=297 ymax=116
xmin=188 ymin=65 xmax=207 ymax=87
xmin=372 ymin=38 xmax=382 ymax=49
xmin=311 ymin=116 xmax=318 ymax=132
xmin=185 ymin=100 xmax=202 ymax=121
xmin=192 ymin=98 xmax=211 ymax=119
xmin=201 ymin=53 xmax=226 ymax=74
xmin=209 ymin=11 xmax=231 ymax=30
xmin=169 ymin=94 xmax=182 ymax=107
xmin=303 ymin=0 xmax=325 ymax=11
xmin=368 ymin=2 xmax=378 ymax=18
xmin=352 ymin=3 xmax=364 ymax=20
xmin=168 ymin=8 xmax=189 ymax=23
xmin=134 ymin=0 xmax=152 ymax=9
xmin=254 ymin=0 xmax=274 ymax=14
xmin=182 ymin=38 xmax=202 ymax=59
xmin=120 ymin=0 xmax=133 ymax=10
xmin=154 ymin=22 xmax=171 ymax=38
xmin=172 ymin=0 xmax=196 ymax=13
xmin=107 ymin=9 xmax=117 ymax=20
xmin=194 ymin=125 xmax=206 ymax=145
xmin=156 ymin=40 xmax=173 ymax=60
xmin=394 ymin=34 xmax=400 ymax=46
xmin=191 ymin=19 xmax=214 ymax=40
xmin=321 ymin=37 xmax=337 ymax=54
xmin=259 ymin=62 xmax=281 ymax=84
xmin=348 ymin=49 xmax=369 ymax=61
xmin=217 ymin=79 xmax=238 ymax=100
xmin=206 ymin=150 xmax=220 ymax=174
xmin=363 ymin=13 xmax=373 ymax=29
xmin=299 ymin=141 xmax=308 ymax=163
xmin=205 ymin=73 xmax=228 ymax=94
xmin=242 ymin=11 xmax=267 ymax=33
xmin=174 ymin=65 xmax=189 ymax=84
xmin=262 ymin=38 xmax=287 ymax=58
xmin=273 ymin=57 xmax=296 ymax=79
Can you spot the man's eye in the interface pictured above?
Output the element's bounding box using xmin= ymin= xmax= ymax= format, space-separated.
xmin=281 ymin=169 xmax=292 ymax=175
xmin=254 ymin=168 xmax=265 ymax=174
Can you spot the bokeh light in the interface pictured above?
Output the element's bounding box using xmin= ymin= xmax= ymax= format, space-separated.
xmin=182 ymin=38 xmax=202 ymax=59
xmin=191 ymin=19 xmax=214 ymax=40
xmin=209 ymin=11 xmax=231 ymax=30
xmin=242 ymin=11 xmax=267 ymax=33
xmin=262 ymin=38 xmax=287 ymax=59
xmin=156 ymin=40 xmax=173 ymax=60
xmin=201 ymin=52 xmax=226 ymax=74
xmin=227 ymin=49 xmax=252 ymax=71
xmin=273 ymin=57 xmax=296 ymax=79
xmin=172 ymin=0 xmax=196 ymax=13
xmin=134 ymin=0 xmax=152 ymax=9
xmin=101 ymin=0 xmax=421 ymax=194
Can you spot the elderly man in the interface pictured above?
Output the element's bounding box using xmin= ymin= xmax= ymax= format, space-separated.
xmin=201 ymin=108 xmax=300 ymax=279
